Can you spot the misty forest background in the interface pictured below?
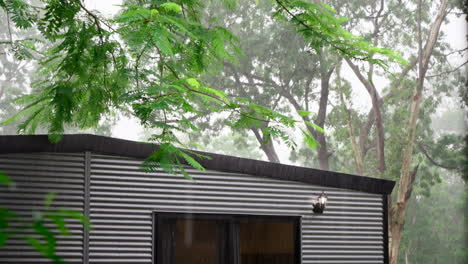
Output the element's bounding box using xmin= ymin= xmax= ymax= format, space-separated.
xmin=0 ymin=0 xmax=466 ymax=263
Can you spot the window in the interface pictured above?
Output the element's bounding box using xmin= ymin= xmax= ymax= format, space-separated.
xmin=154 ymin=213 xmax=300 ymax=264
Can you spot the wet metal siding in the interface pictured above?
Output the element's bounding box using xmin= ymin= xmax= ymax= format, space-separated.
xmin=89 ymin=153 xmax=384 ymax=264
xmin=0 ymin=152 xmax=385 ymax=264
xmin=0 ymin=153 xmax=85 ymax=264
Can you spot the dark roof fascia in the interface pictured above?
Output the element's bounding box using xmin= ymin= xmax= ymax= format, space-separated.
xmin=0 ymin=134 xmax=395 ymax=195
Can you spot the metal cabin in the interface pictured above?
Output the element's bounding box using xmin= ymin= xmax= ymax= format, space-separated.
xmin=0 ymin=134 xmax=395 ymax=264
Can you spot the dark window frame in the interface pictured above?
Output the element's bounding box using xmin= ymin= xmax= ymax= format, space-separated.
xmin=153 ymin=212 xmax=302 ymax=264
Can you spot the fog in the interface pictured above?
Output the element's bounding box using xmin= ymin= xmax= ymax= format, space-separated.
xmin=0 ymin=0 xmax=466 ymax=263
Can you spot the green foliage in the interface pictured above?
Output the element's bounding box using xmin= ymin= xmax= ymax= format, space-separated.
xmin=0 ymin=174 xmax=90 ymax=263
xmin=160 ymin=2 xmax=183 ymax=13
xmin=0 ymin=208 xmax=14 ymax=248
xmin=271 ymin=0 xmax=406 ymax=68
xmin=302 ymin=128 xmax=318 ymax=148
xmin=399 ymin=175 xmax=467 ymax=264
xmin=0 ymin=0 xmax=405 ymax=179
xmin=0 ymin=171 xmax=13 ymax=188
xmin=25 ymin=195 xmax=90 ymax=264
xmin=297 ymin=110 xmax=312 ymax=117
xmin=305 ymin=121 xmax=325 ymax=134
xmin=142 ymin=143 xmax=211 ymax=180
xmin=0 ymin=0 xmax=35 ymax=29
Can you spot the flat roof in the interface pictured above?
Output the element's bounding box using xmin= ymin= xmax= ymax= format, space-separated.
xmin=0 ymin=134 xmax=395 ymax=195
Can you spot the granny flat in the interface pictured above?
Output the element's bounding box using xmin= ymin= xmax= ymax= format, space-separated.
xmin=0 ymin=134 xmax=394 ymax=264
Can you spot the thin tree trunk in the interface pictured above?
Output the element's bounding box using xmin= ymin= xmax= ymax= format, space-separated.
xmin=251 ymin=127 xmax=281 ymax=163
xmin=346 ymin=58 xmax=386 ymax=172
xmin=227 ymin=65 xmax=282 ymax=163
xmin=280 ymin=66 xmax=334 ymax=170
xmin=313 ymin=59 xmax=335 ymax=170
xmin=337 ymin=65 xmax=364 ymax=175
xmin=341 ymin=94 xmax=364 ymax=175
xmin=359 ymin=58 xmax=418 ymax=159
xmin=389 ymin=0 xmax=449 ymax=263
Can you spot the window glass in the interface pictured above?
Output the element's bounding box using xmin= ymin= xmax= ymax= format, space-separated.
xmin=174 ymin=219 xmax=224 ymax=264
xmin=156 ymin=214 xmax=298 ymax=264
xmin=240 ymin=221 xmax=295 ymax=264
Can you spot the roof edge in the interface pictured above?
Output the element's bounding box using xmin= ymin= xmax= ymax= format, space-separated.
xmin=0 ymin=134 xmax=395 ymax=195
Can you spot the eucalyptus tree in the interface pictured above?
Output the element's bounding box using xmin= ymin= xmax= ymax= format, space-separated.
xmin=201 ymin=0 xmax=353 ymax=169
xmin=197 ymin=0 xmax=466 ymax=263
xmin=399 ymin=171 xmax=466 ymax=264
xmin=332 ymin=0 xmax=466 ymax=262
xmin=200 ymin=0 xmax=324 ymax=164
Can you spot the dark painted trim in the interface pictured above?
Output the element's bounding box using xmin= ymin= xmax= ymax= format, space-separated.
xmin=383 ymin=195 xmax=389 ymax=264
xmin=152 ymin=214 xmax=157 ymax=264
xmin=0 ymin=134 xmax=395 ymax=194
xmin=296 ymin=216 xmax=302 ymax=264
xmin=153 ymin=212 xmax=301 ymax=264
xmin=83 ymin=151 xmax=91 ymax=264
xmin=229 ymin=220 xmax=240 ymax=264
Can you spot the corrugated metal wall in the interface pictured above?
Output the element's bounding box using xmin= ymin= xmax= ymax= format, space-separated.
xmin=0 ymin=153 xmax=85 ymax=264
xmin=0 ymin=152 xmax=385 ymax=264
xmin=89 ymin=153 xmax=385 ymax=264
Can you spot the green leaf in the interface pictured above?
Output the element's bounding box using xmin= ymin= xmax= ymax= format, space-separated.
xmin=178 ymin=151 xmax=205 ymax=172
xmin=150 ymin=9 xmax=159 ymax=16
xmin=297 ymin=110 xmax=312 ymax=117
xmin=0 ymin=172 xmax=13 ymax=188
xmin=302 ymin=129 xmax=319 ymax=149
xmin=49 ymin=215 xmax=70 ymax=236
xmin=305 ymin=121 xmax=325 ymax=134
xmin=186 ymin=78 xmax=200 ymax=88
xmin=44 ymin=192 xmax=56 ymax=208
xmin=117 ymin=7 xmax=151 ymax=22
xmin=48 ymin=134 xmax=63 ymax=143
xmin=0 ymin=98 xmax=44 ymax=126
xmin=153 ymin=28 xmax=173 ymax=55
xmin=0 ymin=208 xmax=15 ymax=247
xmin=55 ymin=210 xmax=91 ymax=230
xmin=160 ymin=2 xmax=182 ymax=14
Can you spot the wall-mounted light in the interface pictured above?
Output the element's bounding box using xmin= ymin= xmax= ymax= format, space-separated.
xmin=312 ymin=191 xmax=328 ymax=214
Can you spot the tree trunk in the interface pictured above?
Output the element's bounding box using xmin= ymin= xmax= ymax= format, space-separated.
xmin=251 ymin=127 xmax=281 ymax=163
xmin=389 ymin=0 xmax=449 ymax=263
xmin=337 ymin=75 xmax=364 ymax=175
xmin=346 ymin=58 xmax=386 ymax=172
xmin=226 ymin=64 xmax=282 ymax=163
xmin=358 ymin=58 xmax=418 ymax=160
xmin=314 ymin=59 xmax=335 ymax=170
xmin=280 ymin=68 xmax=333 ymax=170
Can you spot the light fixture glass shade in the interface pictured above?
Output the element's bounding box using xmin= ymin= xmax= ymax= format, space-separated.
xmin=318 ymin=192 xmax=327 ymax=205
xmin=312 ymin=192 xmax=328 ymax=214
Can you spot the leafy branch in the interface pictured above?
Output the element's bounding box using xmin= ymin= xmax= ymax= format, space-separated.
xmin=0 ymin=0 xmax=405 ymax=179
xmin=272 ymin=0 xmax=407 ymax=67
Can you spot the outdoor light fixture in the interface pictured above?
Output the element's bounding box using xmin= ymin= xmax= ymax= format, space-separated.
xmin=312 ymin=191 xmax=328 ymax=214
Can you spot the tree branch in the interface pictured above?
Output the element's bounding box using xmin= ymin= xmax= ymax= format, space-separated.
xmin=6 ymin=10 xmax=13 ymax=43
xmin=274 ymin=0 xmax=372 ymax=61
xmin=426 ymin=60 xmax=468 ymax=78
xmin=346 ymin=58 xmax=386 ymax=172
xmin=418 ymin=143 xmax=460 ymax=170
xmin=78 ymin=1 xmax=104 ymax=43
xmin=404 ymin=164 xmax=420 ymax=202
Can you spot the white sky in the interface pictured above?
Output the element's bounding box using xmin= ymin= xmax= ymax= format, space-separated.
xmin=82 ymin=0 xmax=467 ymax=160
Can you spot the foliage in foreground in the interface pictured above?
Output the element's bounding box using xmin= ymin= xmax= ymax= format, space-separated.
xmin=0 ymin=0 xmax=404 ymax=177
xmin=0 ymin=1 xmax=405 ymax=262
xmin=0 ymin=171 xmax=90 ymax=264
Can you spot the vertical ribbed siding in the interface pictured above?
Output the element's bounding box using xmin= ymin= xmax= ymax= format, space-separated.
xmin=89 ymin=154 xmax=384 ymax=264
xmin=0 ymin=153 xmax=85 ymax=264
